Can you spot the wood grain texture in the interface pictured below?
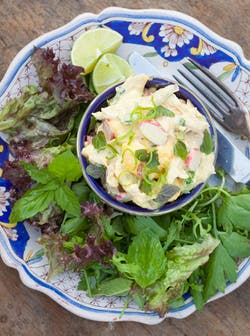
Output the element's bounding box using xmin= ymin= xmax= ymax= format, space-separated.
xmin=0 ymin=1 xmax=249 ymax=335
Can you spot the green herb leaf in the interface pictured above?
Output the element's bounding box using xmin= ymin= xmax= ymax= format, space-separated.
xmin=125 ymin=215 xmax=167 ymax=240
xmin=217 ymin=193 xmax=250 ymax=231
xmin=135 ymin=149 xmax=149 ymax=162
xmin=86 ymin=164 xmax=106 ymax=179
xmin=63 ymin=236 xmax=84 ymax=253
xmin=92 ymin=278 xmax=132 ymax=296
xmin=203 ymin=243 xmax=237 ymax=301
xmin=185 ymin=171 xmax=195 ymax=186
xmin=219 ymin=232 xmax=250 ymax=258
xmin=48 ymin=150 xmax=82 ymax=182
xmin=140 ymin=180 xmax=152 ymax=195
xmin=55 ymin=184 xmax=81 ymax=216
xmin=60 ymin=216 xmax=88 ymax=237
xmin=189 ymin=269 xmax=205 ymax=311
xmin=155 ymin=105 xmax=175 ymax=117
xmin=78 ymin=263 xmax=119 ymax=294
xmin=146 ymin=150 xmax=159 ymax=169
xmin=174 ymin=140 xmax=188 ymax=160
xmin=92 ymin=131 xmax=107 ymax=150
xmin=155 ymin=184 xmax=180 ymax=204
xmin=71 ymin=181 xmax=90 ymax=203
xmin=200 ymin=129 xmax=213 ymax=154
xmin=21 ymin=161 xmax=52 ymax=184
xmin=9 ymin=181 xmax=57 ymax=222
xmin=179 ymin=118 xmax=186 ymax=126
xmin=112 ymin=230 xmax=166 ymax=288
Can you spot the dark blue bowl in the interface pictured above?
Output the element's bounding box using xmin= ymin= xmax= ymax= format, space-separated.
xmin=77 ymin=78 xmax=217 ymax=216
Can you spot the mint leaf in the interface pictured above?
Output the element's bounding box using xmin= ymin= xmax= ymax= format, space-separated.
xmin=200 ymin=129 xmax=213 ymax=154
xmin=155 ymin=105 xmax=175 ymax=117
xmin=203 ymin=243 xmax=237 ymax=301
xmin=217 ymin=194 xmax=250 ymax=231
xmin=92 ymin=131 xmax=106 ymax=150
xmin=135 ymin=149 xmax=149 ymax=162
xmin=48 ymin=150 xmax=82 ymax=182
xmin=55 ymin=184 xmax=81 ymax=216
xmin=86 ymin=164 xmax=106 ymax=179
xmin=155 ymin=184 xmax=180 ymax=204
xmin=219 ymin=232 xmax=250 ymax=258
xmin=21 ymin=161 xmax=52 ymax=184
xmin=174 ymin=140 xmax=188 ymax=160
xmin=146 ymin=150 xmax=159 ymax=169
xmin=9 ymin=181 xmax=57 ymax=222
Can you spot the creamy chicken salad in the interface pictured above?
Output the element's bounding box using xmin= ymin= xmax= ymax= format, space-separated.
xmin=82 ymin=74 xmax=215 ymax=209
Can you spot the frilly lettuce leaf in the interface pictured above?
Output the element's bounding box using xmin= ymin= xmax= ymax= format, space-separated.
xmin=145 ymin=234 xmax=219 ymax=315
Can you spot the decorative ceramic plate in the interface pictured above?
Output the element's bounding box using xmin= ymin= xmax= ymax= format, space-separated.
xmin=0 ymin=7 xmax=249 ymax=324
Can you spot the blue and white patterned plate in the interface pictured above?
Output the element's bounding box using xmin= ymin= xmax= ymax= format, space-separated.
xmin=0 ymin=7 xmax=249 ymax=324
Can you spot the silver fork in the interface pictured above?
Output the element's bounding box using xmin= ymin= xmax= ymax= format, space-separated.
xmin=173 ymin=58 xmax=250 ymax=139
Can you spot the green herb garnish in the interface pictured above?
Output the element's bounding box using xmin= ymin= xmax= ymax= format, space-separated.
xmin=174 ymin=140 xmax=188 ymax=160
xmin=200 ymin=129 xmax=213 ymax=154
xmin=135 ymin=149 xmax=149 ymax=162
xmin=92 ymin=131 xmax=107 ymax=150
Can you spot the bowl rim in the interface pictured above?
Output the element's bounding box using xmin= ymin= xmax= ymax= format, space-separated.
xmin=77 ymin=76 xmax=218 ymax=216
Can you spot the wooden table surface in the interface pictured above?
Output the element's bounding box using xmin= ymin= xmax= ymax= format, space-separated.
xmin=0 ymin=1 xmax=249 ymax=335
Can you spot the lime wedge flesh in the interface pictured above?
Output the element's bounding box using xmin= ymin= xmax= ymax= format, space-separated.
xmin=92 ymin=53 xmax=134 ymax=94
xmin=71 ymin=28 xmax=123 ymax=74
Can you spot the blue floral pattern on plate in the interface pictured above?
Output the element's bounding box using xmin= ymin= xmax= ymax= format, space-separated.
xmin=0 ymin=8 xmax=249 ymax=324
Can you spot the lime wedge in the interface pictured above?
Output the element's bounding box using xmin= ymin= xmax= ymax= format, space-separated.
xmin=71 ymin=28 xmax=123 ymax=74
xmin=92 ymin=53 xmax=134 ymax=94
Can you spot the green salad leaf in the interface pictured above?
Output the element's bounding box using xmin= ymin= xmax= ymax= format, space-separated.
xmin=9 ymin=182 xmax=56 ymax=223
xmin=217 ymin=193 xmax=250 ymax=231
xmin=146 ymin=234 xmax=219 ymax=314
xmin=219 ymin=232 xmax=250 ymax=258
xmin=9 ymin=150 xmax=82 ymax=222
xmin=203 ymin=243 xmax=237 ymax=301
xmin=112 ymin=230 xmax=166 ymax=288
xmin=48 ymin=150 xmax=82 ymax=182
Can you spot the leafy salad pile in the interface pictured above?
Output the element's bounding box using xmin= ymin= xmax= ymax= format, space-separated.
xmin=1 ymin=47 xmax=250 ymax=317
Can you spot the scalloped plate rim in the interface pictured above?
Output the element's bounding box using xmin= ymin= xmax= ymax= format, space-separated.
xmin=0 ymin=7 xmax=250 ymax=324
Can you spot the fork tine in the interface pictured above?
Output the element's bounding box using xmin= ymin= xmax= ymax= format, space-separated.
xmin=173 ymin=74 xmax=233 ymax=128
xmin=188 ymin=58 xmax=237 ymax=106
xmin=177 ymin=68 xmax=228 ymax=119
xmin=183 ymin=63 xmax=234 ymax=109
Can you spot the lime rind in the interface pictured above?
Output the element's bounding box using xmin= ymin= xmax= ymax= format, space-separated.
xmin=71 ymin=28 xmax=123 ymax=74
xmin=92 ymin=53 xmax=134 ymax=94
